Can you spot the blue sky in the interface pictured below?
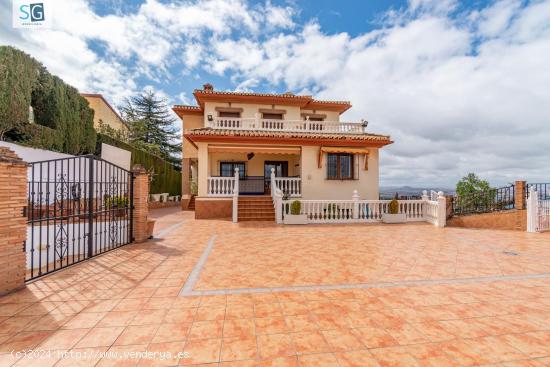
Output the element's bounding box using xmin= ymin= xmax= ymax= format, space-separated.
xmin=1 ymin=0 xmax=550 ymax=187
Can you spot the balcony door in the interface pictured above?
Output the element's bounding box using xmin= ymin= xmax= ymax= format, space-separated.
xmin=264 ymin=161 xmax=288 ymax=194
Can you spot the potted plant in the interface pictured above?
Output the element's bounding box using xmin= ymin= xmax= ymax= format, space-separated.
xmin=283 ymin=200 xmax=308 ymax=225
xmin=382 ymin=193 xmax=407 ymax=223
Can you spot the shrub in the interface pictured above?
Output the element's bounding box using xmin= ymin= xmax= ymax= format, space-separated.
xmin=290 ymin=200 xmax=301 ymax=215
xmin=389 ymin=193 xmax=399 ymax=214
xmin=104 ymin=195 xmax=128 ymax=208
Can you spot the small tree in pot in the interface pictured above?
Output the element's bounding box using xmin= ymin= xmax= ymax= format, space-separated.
xmin=283 ymin=200 xmax=308 ymax=225
xmin=382 ymin=193 xmax=407 ymax=223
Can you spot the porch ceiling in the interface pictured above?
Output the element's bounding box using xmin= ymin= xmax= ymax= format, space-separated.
xmin=208 ymin=145 xmax=300 ymax=155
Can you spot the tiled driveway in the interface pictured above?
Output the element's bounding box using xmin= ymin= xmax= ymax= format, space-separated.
xmin=1 ymin=209 xmax=550 ymax=366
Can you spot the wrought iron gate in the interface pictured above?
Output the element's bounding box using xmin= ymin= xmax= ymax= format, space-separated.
xmin=25 ymin=155 xmax=133 ymax=281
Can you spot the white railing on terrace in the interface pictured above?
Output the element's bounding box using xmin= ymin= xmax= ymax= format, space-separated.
xmin=274 ymin=177 xmax=301 ymax=197
xmin=209 ymin=116 xmax=366 ymax=134
xmin=207 ymin=176 xmax=236 ymax=197
xmin=271 ymin=189 xmax=446 ymax=227
xmin=527 ymin=187 xmax=550 ymax=232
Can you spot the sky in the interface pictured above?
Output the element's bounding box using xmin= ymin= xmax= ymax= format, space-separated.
xmin=1 ymin=0 xmax=550 ymax=188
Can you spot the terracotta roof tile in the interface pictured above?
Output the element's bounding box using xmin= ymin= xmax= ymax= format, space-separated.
xmin=185 ymin=127 xmax=391 ymax=142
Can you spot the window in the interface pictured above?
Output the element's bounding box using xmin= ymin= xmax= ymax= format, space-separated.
xmin=220 ymin=162 xmax=246 ymax=178
xmin=327 ymin=153 xmax=354 ymax=180
xmin=262 ymin=113 xmax=283 ymax=120
xmin=218 ymin=111 xmax=241 ymax=118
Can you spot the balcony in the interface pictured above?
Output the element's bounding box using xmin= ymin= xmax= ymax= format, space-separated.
xmin=207 ymin=116 xmax=368 ymax=134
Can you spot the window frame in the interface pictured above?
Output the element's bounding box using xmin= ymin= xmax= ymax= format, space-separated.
xmin=219 ymin=161 xmax=246 ymax=178
xmin=326 ymin=153 xmax=354 ymax=180
xmin=218 ymin=111 xmax=241 ymax=118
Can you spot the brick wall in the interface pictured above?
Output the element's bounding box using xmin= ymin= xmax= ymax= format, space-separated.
xmin=132 ymin=165 xmax=150 ymax=242
xmin=195 ymin=198 xmax=232 ymax=219
xmin=447 ymin=210 xmax=527 ymax=231
xmin=0 ymin=148 xmax=27 ymax=295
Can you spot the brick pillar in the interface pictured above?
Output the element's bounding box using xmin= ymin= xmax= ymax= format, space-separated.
xmin=132 ymin=165 xmax=149 ymax=243
xmin=514 ymin=181 xmax=526 ymax=210
xmin=181 ymin=158 xmax=191 ymax=210
xmin=0 ymin=148 xmax=27 ymax=295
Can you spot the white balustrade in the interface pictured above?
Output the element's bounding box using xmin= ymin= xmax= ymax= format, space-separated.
xmin=207 ymin=176 xmax=235 ymax=197
xmin=208 ymin=117 xmax=366 ymax=134
xmin=274 ymin=177 xmax=301 ymax=197
xmin=278 ymin=190 xmax=447 ymax=226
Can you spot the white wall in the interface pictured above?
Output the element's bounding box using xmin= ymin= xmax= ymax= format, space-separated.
xmin=101 ymin=143 xmax=131 ymax=171
xmin=300 ymin=146 xmax=379 ymax=200
xmin=0 ymin=141 xmax=73 ymax=162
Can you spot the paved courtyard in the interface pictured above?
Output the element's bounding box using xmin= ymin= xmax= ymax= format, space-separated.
xmin=1 ymin=209 xmax=550 ymax=366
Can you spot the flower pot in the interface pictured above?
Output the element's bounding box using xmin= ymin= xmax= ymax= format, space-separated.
xmin=284 ymin=214 xmax=308 ymax=225
xmin=382 ymin=213 xmax=407 ymax=224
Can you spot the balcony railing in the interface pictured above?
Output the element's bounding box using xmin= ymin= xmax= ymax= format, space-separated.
xmin=208 ymin=117 xmax=366 ymax=134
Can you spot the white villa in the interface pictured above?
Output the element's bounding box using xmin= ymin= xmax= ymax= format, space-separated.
xmin=174 ymin=84 xmax=396 ymax=221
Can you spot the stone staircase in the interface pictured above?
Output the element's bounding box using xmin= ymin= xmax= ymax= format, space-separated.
xmin=238 ymin=196 xmax=275 ymax=222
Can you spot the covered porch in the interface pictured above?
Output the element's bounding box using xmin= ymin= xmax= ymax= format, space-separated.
xmin=199 ymin=144 xmax=302 ymax=197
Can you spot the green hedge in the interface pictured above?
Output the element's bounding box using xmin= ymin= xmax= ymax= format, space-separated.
xmin=97 ymin=134 xmax=181 ymax=195
xmin=0 ymin=46 xmax=96 ymax=154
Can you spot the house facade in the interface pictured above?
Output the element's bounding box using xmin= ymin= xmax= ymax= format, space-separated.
xmin=174 ymin=84 xmax=392 ymax=220
xmin=81 ymin=93 xmax=129 ymax=134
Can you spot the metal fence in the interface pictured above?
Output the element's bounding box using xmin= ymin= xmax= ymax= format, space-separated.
xmin=26 ymin=155 xmax=133 ymax=281
xmin=452 ymin=184 xmax=515 ymax=216
xmin=526 ymin=183 xmax=550 ymax=200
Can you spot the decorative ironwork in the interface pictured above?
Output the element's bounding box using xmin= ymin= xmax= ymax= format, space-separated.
xmin=452 ymin=184 xmax=515 ymax=216
xmin=25 ymin=155 xmax=134 ymax=281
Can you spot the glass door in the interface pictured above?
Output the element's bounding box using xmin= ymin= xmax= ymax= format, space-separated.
xmin=264 ymin=161 xmax=288 ymax=194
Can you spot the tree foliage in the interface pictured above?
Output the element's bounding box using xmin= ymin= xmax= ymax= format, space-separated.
xmin=0 ymin=46 xmax=96 ymax=154
xmin=120 ymin=90 xmax=181 ymax=167
xmin=456 ymin=173 xmax=492 ymax=197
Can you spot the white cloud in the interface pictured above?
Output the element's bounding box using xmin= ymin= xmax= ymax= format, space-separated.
xmin=205 ymin=1 xmax=550 ymax=186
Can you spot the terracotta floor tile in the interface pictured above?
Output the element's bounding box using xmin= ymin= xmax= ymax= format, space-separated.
xmin=182 ymin=338 xmax=221 ymax=365
xmin=284 ymin=314 xmax=319 ymax=333
xmin=321 ymin=328 xmax=364 ymax=351
xmin=291 ymin=331 xmax=331 ymax=355
xmin=152 ymin=322 xmax=191 ymax=343
xmin=385 ymin=323 xmax=429 ymax=345
xmin=257 ymin=356 xmax=298 ymax=367
xmin=62 ymin=312 xmax=107 ymax=329
xmin=352 ymin=327 xmax=398 ymax=348
xmin=0 ymin=330 xmax=52 ymax=351
xmin=38 ymin=328 xmax=90 ymax=350
xmin=223 ymin=319 xmax=255 ymax=339
xmin=298 ymin=353 xmax=340 ymax=367
xmin=56 ymin=346 xmax=109 ymax=367
xmin=139 ymin=341 xmax=186 ymax=367
xmin=221 ymin=337 xmax=258 ymax=361
xmin=75 ymin=326 xmax=125 ymax=348
xmin=254 ymin=317 xmax=288 ymax=335
xmin=189 ymin=320 xmax=224 ymax=340
xmin=335 ymin=350 xmax=381 ymax=367
xmin=257 ymin=334 xmax=295 ymax=360
xmin=128 ymin=309 xmax=166 ymax=326
xmin=114 ymin=325 xmax=159 ymax=346
xmin=97 ymin=311 xmax=139 ymax=327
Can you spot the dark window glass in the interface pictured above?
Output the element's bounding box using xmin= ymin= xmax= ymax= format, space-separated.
xmin=218 ymin=111 xmax=241 ymax=118
xmin=262 ymin=113 xmax=284 ymax=120
xmin=220 ymin=162 xmax=245 ymax=178
xmin=326 ymin=153 xmax=353 ymax=180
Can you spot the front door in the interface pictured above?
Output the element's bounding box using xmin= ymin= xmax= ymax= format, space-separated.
xmin=264 ymin=161 xmax=288 ymax=194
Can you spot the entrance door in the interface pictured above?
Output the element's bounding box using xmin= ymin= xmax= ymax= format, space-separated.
xmin=264 ymin=161 xmax=288 ymax=194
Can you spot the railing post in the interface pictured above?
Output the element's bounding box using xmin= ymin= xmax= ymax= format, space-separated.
xmin=437 ymin=191 xmax=446 ymax=227
xmin=275 ymin=194 xmax=282 ymax=224
xmin=232 ymin=167 xmax=239 ymax=223
xmin=527 ymin=186 xmax=538 ymax=232
xmin=270 ymin=168 xmax=276 ymax=194
xmin=255 ymin=112 xmax=261 ymax=129
xmin=422 ymin=190 xmax=428 ymax=219
xmin=352 ymin=190 xmax=359 ymax=219
xmin=87 ymin=156 xmax=94 ymax=258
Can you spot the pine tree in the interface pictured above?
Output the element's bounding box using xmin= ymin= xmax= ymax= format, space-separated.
xmin=120 ymin=90 xmax=181 ymax=167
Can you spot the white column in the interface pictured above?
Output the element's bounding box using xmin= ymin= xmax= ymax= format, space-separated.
xmin=437 ymin=191 xmax=446 ymax=228
xmin=197 ymin=143 xmax=209 ymax=196
xmin=422 ymin=190 xmax=429 ymax=220
xmin=352 ymin=190 xmax=359 ymax=219
xmin=270 ymin=168 xmax=276 ymax=196
xmin=232 ymin=167 xmax=239 ymax=223
xmin=527 ymin=187 xmax=538 ymax=233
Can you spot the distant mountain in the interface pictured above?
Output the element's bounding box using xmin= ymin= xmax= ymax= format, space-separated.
xmin=379 ymin=186 xmax=455 ymax=199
